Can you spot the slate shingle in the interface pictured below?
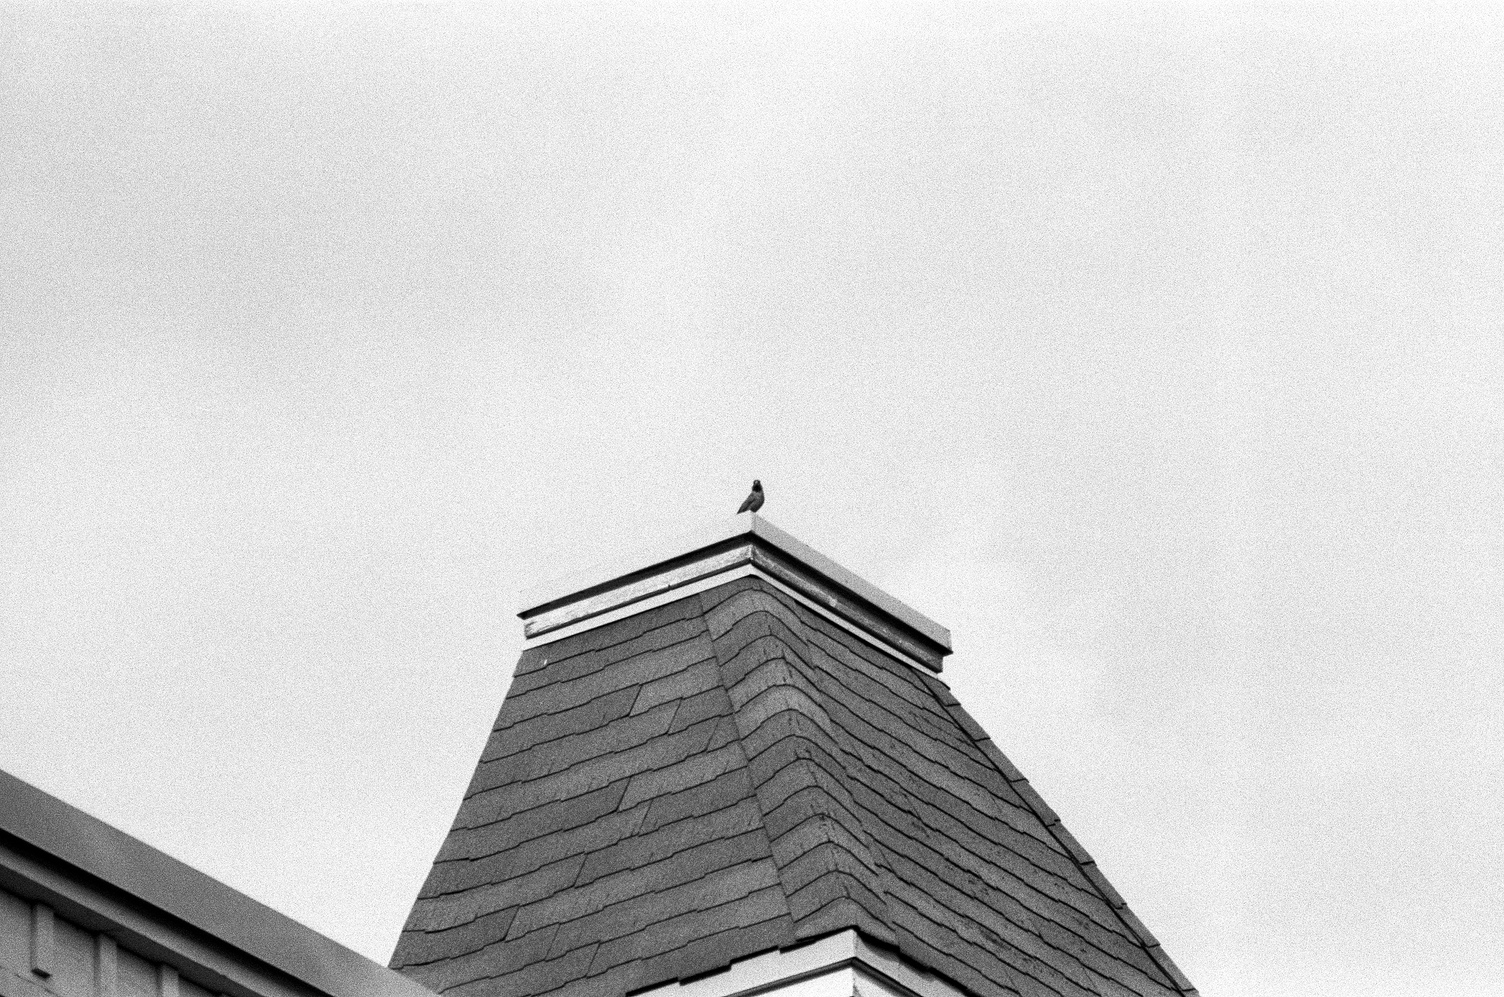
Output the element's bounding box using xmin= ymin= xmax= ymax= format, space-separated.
xmin=394 ymin=579 xmax=1192 ymax=997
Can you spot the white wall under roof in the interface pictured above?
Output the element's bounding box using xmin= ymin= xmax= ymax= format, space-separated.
xmin=0 ymin=887 xmax=219 ymax=997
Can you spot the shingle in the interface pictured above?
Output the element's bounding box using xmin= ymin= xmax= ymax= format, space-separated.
xmin=972 ymin=736 xmax=1029 ymax=784
xmin=776 ymin=836 xmax=878 ymax=896
xmin=723 ymin=654 xmax=821 ymax=712
xmin=940 ymin=700 xmax=993 ymax=744
xmin=751 ymin=737 xmax=857 ymax=805
xmin=732 ymin=685 xmax=834 ymax=746
xmin=1080 ymin=862 xmax=1126 ymax=910
xmin=845 ymin=769 xmax=1104 ymax=915
xmin=408 ymin=855 xmax=585 ymax=936
xmin=627 ymin=915 xmax=793 ymax=989
xmin=885 ymin=892 xmax=1075 ymax=997
xmin=443 ymin=943 xmax=598 ymax=997
xmin=1114 ymin=908 xmax=1160 ymax=950
xmin=575 ymin=798 xmax=766 ymax=887
xmin=619 ymin=742 xmax=748 ymax=812
xmin=1145 ymin=947 xmax=1195 ymax=993
xmin=890 ymin=923 xmax=1021 ymax=997
xmin=792 ymin=606 xmax=935 ymax=703
xmin=510 ymin=646 xmax=551 ymax=679
xmin=443 ymin=777 xmax=630 ymax=851
xmin=1085 ymin=969 xmax=1151 ymax=997
xmin=1011 ymin=780 xmax=1061 ymax=828
xmin=799 ymin=621 xmax=939 ymax=711
xmin=703 ymin=716 xmax=741 ymax=751
xmin=469 ymin=702 xmax=678 ymax=794
xmin=462 ymin=716 xmax=721 ymax=823
xmin=760 ymin=778 xmax=871 ymax=849
xmin=885 ymin=848 xmax=1164 ymax=992
xmin=507 ymin=831 xmax=774 ymax=940
xmin=633 ymin=658 xmax=724 ymax=716
xmin=858 ymin=796 xmax=1140 ymax=954
xmin=704 ymin=589 xmax=810 ymax=642
xmin=763 ymin=801 xmax=878 ymax=878
xmin=522 ymin=596 xmax=706 ymax=678
xmin=666 ymin=686 xmax=732 ymax=733
xmin=532 ymin=964 xmax=636 ymax=997
xmin=504 ymin=635 xmax=715 ymax=722
xmin=637 ymin=767 xmax=758 ymax=836
xmin=810 ymin=678 xmax=1025 ymax=818
xmin=694 ymin=576 xmax=762 ymax=613
xmin=801 ymin=640 xmax=970 ymax=753
xmin=551 ymin=861 xmax=784 ymax=960
xmin=408 ymin=924 xmax=558 ymax=993
xmin=426 ymin=806 xmax=649 ymax=895
xmin=735 ymin=704 xmax=831 ymax=766
xmin=483 ymin=687 xmax=640 ymax=762
xmin=395 ymin=907 xmax=518 ymax=966
xmin=1047 ymin=826 xmax=1094 ymax=867
xmin=715 ymin=631 xmax=812 ymax=694
xmin=587 ymin=885 xmax=790 ymax=978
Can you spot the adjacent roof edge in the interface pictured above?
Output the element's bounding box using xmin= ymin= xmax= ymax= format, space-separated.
xmin=517 ymin=515 xmax=952 ymax=667
xmin=0 ymin=769 xmax=436 ymax=997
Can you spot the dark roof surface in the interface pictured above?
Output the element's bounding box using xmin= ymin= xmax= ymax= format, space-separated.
xmin=392 ymin=577 xmax=1195 ymax=997
xmin=0 ymin=769 xmax=436 ymax=997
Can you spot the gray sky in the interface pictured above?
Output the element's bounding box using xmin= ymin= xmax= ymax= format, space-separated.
xmin=2 ymin=4 xmax=1500 ymax=995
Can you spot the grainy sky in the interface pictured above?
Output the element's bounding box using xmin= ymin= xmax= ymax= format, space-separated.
xmin=2 ymin=4 xmax=1500 ymax=996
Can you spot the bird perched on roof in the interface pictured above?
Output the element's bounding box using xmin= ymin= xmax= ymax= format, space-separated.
xmin=737 ymin=480 xmax=764 ymax=514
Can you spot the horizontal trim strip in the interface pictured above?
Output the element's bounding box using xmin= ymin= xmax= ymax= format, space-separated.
xmin=519 ymin=516 xmax=950 ymax=671
xmin=523 ymin=564 xmax=937 ymax=673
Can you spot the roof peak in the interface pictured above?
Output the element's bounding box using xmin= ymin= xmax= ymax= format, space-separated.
xmin=518 ymin=515 xmax=952 ymax=673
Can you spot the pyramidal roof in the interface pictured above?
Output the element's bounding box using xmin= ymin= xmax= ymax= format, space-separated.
xmin=391 ymin=516 xmax=1195 ymax=997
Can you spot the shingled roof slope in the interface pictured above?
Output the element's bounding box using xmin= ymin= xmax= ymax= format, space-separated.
xmin=392 ymin=576 xmax=1195 ymax=997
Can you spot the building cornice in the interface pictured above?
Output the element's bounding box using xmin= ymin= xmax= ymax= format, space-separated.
xmin=518 ymin=515 xmax=952 ymax=672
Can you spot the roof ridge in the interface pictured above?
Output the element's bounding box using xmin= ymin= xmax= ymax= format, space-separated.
xmin=699 ymin=584 xmax=900 ymax=947
xmin=915 ymin=675 xmax=1199 ymax=996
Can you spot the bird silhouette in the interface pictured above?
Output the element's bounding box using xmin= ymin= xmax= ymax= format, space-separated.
xmin=737 ymin=480 xmax=764 ymax=514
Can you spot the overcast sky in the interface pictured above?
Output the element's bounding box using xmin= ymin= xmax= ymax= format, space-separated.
xmin=2 ymin=4 xmax=1501 ymax=996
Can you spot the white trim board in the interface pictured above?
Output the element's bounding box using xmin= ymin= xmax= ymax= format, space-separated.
xmin=521 ymin=564 xmax=937 ymax=674
xmin=632 ymin=931 xmax=968 ymax=997
xmin=517 ymin=516 xmax=951 ymax=672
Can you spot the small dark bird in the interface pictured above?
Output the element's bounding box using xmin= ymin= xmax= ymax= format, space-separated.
xmin=737 ymin=480 xmax=765 ymax=514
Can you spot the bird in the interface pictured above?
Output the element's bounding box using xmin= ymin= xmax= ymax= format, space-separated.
xmin=737 ymin=480 xmax=764 ymax=514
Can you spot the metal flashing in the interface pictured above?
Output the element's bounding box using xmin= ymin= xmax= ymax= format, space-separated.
xmin=518 ymin=515 xmax=952 ymax=671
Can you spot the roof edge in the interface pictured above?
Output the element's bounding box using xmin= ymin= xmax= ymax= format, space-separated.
xmin=0 ymin=769 xmax=436 ymax=997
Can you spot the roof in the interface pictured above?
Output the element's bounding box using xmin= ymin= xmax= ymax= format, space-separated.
xmin=393 ymin=528 xmax=1195 ymax=997
xmin=0 ymin=769 xmax=436 ymax=997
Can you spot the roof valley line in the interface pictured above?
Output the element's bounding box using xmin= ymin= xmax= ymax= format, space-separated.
xmin=0 ymin=514 xmax=1195 ymax=997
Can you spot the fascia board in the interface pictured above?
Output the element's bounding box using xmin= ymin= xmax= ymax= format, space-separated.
xmin=0 ymin=772 xmax=434 ymax=997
